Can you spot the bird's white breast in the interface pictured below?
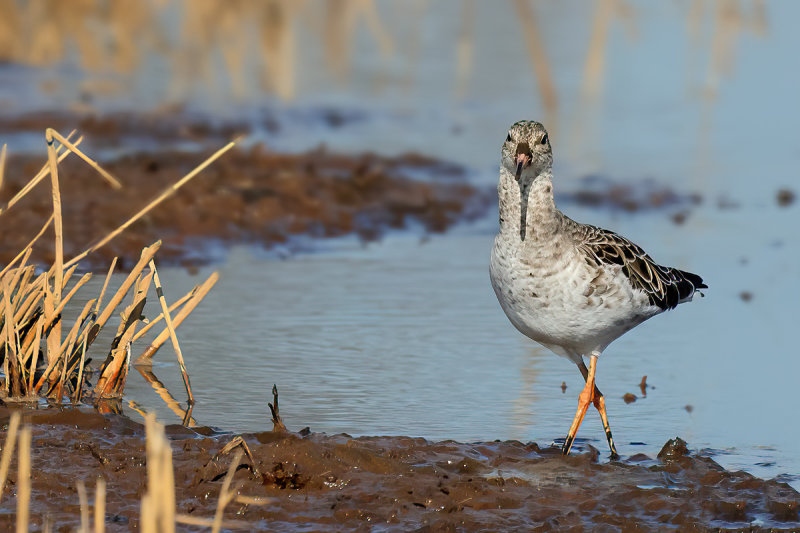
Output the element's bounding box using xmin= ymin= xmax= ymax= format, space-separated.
xmin=490 ymin=231 xmax=658 ymax=359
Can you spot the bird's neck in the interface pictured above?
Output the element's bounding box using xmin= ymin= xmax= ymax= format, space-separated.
xmin=497 ymin=166 xmax=559 ymax=242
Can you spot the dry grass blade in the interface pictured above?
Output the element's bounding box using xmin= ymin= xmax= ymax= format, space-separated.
xmin=95 ymin=257 xmax=118 ymax=314
xmin=131 ymin=285 xmax=197 ymax=344
xmin=76 ymin=480 xmax=89 ymax=533
xmin=72 ymin=335 xmax=89 ymax=404
xmin=0 ymin=143 xmax=6 ymax=192
xmin=216 ymin=436 xmax=261 ymax=477
xmin=175 ymin=515 xmax=250 ymax=528
xmin=45 ymin=129 xmax=65 ymax=382
xmin=95 ymin=477 xmax=106 ymax=533
xmin=148 ymin=260 xmax=194 ymax=404
xmin=46 ymin=128 xmax=122 ymax=189
xmin=3 ymin=280 xmax=26 ymax=396
xmin=27 ymin=316 xmax=43 ymax=393
xmin=136 ymin=271 xmax=218 ymax=363
xmin=65 ymin=140 xmax=236 ymax=269
xmin=92 ymin=241 xmax=161 ymax=342
xmin=0 ymin=411 xmax=21 ymax=503
xmin=212 ymin=449 xmax=243 ymax=533
xmin=16 ymin=426 xmax=31 ymax=533
xmin=0 ymin=130 xmax=80 ymax=216
xmin=142 ymin=413 xmax=176 ymax=533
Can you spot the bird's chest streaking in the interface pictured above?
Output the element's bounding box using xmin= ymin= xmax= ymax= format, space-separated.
xmin=490 ymin=231 xmax=658 ymax=357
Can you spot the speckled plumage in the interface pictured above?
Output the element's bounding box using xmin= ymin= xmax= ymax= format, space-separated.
xmin=490 ymin=121 xmax=706 ymax=365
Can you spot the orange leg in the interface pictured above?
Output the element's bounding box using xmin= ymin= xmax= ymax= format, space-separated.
xmin=578 ymin=360 xmax=618 ymax=459
xmin=562 ymin=354 xmax=598 ymax=456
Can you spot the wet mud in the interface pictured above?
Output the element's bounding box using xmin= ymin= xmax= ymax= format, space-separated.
xmin=1 ymin=407 xmax=798 ymax=531
xmin=560 ymin=175 xmax=702 ymax=213
xmin=1 ymin=145 xmax=490 ymax=270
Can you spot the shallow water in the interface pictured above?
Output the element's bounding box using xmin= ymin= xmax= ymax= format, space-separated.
xmin=4 ymin=0 xmax=800 ymax=490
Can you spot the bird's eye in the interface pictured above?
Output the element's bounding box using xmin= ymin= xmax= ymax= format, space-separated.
xmin=506 ymin=133 xmax=512 ymax=142
xmin=540 ymin=134 xmax=548 ymax=145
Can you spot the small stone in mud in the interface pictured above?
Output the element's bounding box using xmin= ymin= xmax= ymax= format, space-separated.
xmin=714 ymin=499 xmax=748 ymax=521
xmin=657 ymin=437 xmax=689 ymax=461
xmin=560 ymin=381 xmax=567 ymax=393
xmin=684 ymin=404 xmax=694 ymax=413
xmin=623 ymin=393 xmax=637 ymax=404
xmin=777 ymin=188 xmax=795 ymax=207
xmin=768 ymin=498 xmax=800 ymax=521
xmin=739 ymin=291 xmax=753 ymax=302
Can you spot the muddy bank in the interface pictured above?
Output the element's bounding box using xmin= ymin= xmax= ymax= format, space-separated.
xmin=0 ymin=146 xmax=490 ymax=270
xmin=0 ymin=408 xmax=797 ymax=531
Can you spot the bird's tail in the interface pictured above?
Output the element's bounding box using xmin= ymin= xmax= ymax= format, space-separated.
xmin=675 ymin=269 xmax=707 ymax=303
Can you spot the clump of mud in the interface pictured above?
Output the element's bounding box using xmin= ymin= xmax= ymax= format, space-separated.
xmin=0 ymin=146 xmax=490 ymax=270
xmin=0 ymin=408 xmax=797 ymax=530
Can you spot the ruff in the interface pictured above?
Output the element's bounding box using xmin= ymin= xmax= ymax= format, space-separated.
xmin=489 ymin=120 xmax=706 ymax=456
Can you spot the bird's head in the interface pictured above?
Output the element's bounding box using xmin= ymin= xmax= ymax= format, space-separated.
xmin=501 ymin=120 xmax=552 ymax=182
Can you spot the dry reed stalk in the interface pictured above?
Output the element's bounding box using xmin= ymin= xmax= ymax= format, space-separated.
xmin=0 ymin=143 xmax=6 ymax=191
xmin=3 ymin=279 xmax=26 ymax=396
xmin=17 ymin=288 xmax=46 ymax=360
xmin=12 ymin=266 xmax=36 ymax=309
xmin=136 ymin=271 xmax=218 ymax=363
xmin=141 ymin=413 xmax=176 ymax=533
xmin=76 ymin=480 xmax=89 ymax=533
xmin=216 ymin=435 xmax=260 ymax=477
xmin=93 ymin=269 xmax=153 ymax=398
xmin=212 ymin=449 xmax=243 ymax=533
xmin=0 ymin=411 xmax=21 ymax=503
xmin=6 ymin=250 xmax=31 ymax=295
xmin=72 ymin=335 xmax=89 ymax=404
xmin=134 ymin=367 xmax=197 ymax=426
xmin=45 ymin=128 xmax=123 ymax=190
xmin=147 ymin=260 xmax=193 ymax=404
xmin=95 ymin=331 xmax=135 ymax=399
xmin=0 ymin=131 xmax=80 ymax=216
xmin=26 ymin=316 xmax=43 ymax=393
xmin=91 ymin=241 xmax=161 ymax=342
xmin=95 ymin=257 xmax=117 ymax=314
xmin=15 ymin=426 xmax=31 ymax=533
xmin=57 ymin=298 xmax=95 ymax=359
xmin=513 ymin=0 xmax=557 ymax=126
xmin=33 ymin=270 xmax=92 ymax=351
xmin=175 ymin=514 xmax=250 ymax=529
xmin=45 ymin=130 xmax=65 ymax=379
xmin=12 ymin=273 xmax=45 ymax=324
xmin=64 ymin=140 xmax=236 ymax=269
xmin=131 ymin=286 xmax=197 ymax=344
xmin=58 ymin=263 xmax=78 ymax=293
xmin=53 ymin=272 xmax=92 ymax=319
xmin=0 ymin=214 xmax=53 ymax=284
xmin=95 ymin=477 xmax=106 ymax=533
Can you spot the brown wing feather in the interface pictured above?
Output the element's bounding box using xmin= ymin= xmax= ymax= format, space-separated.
xmin=575 ymin=223 xmax=706 ymax=310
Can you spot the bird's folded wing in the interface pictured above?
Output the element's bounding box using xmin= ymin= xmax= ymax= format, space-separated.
xmin=576 ymin=224 xmax=706 ymax=311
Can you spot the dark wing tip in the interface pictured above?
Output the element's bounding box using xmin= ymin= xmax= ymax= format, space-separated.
xmin=679 ymin=270 xmax=707 ymax=290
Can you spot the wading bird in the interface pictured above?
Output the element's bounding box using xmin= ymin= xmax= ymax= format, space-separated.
xmin=490 ymin=120 xmax=706 ymax=457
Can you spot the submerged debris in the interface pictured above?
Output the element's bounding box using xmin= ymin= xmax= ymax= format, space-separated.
xmin=777 ymin=188 xmax=795 ymax=207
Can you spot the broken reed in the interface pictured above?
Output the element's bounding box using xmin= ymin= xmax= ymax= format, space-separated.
xmin=1 ymin=411 xmax=261 ymax=531
xmin=0 ymin=129 xmax=231 ymax=404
